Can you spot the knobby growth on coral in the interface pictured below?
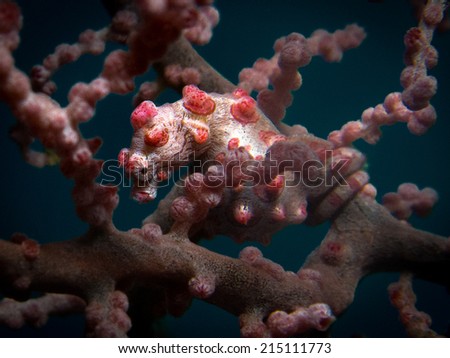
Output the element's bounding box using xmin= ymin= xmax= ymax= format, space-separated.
xmin=0 ymin=0 xmax=449 ymax=337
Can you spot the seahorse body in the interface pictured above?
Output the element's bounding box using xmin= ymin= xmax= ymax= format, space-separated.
xmin=120 ymin=85 xmax=369 ymax=244
xmin=120 ymin=85 xmax=285 ymax=202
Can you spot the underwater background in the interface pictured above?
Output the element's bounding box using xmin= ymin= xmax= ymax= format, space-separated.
xmin=0 ymin=0 xmax=449 ymax=337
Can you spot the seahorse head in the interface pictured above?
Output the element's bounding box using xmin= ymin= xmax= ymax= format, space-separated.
xmin=119 ymin=86 xmax=214 ymax=202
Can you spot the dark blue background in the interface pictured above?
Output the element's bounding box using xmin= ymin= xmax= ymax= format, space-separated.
xmin=1 ymin=0 xmax=449 ymax=337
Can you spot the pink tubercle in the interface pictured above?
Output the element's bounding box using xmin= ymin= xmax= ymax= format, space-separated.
xmin=271 ymin=205 xmax=287 ymax=221
xmin=144 ymin=127 xmax=169 ymax=147
xmin=132 ymin=191 xmax=154 ymax=203
xmin=130 ymin=100 xmax=158 ymax=130
xmin=267 ymin=174 xmax=285 ymax=190
xmin=188 ymin=275 xmax=215 ymax=299
xmin=258 ymin=130 xmax=286 ymax=146
xmin=232 ymin=88 xmax=249 ymax=99
xmin=215 ymin=152 xmax=226 ymax=163
xmin=117 ymin=148 xmax=130 ymax=167
xmin=182 ymin=85 xmax=215 ymax=115
xmin=233 ymin=202 xmax=253 ymax=226
xmin=192 ymin=127 xmax=209 ymax=144
xmin=254 ymin=175 xmax=285 ymax=202
xmin=230 ymin=94 xmax=260 ymax=125
xmin=292 ymin=204 xmax=308 ymax=223
xmin=227 ymin=137 xmax=240 ymax=150
xmin=320 ymin=241 xmax=345 ymax=265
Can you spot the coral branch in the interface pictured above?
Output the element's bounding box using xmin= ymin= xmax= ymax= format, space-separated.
xmin=0 ymin=294 xmax=85 ymax=330
xmin=328 ymin=0 xmax=445 ymax=146
xmin=388 ymin=273 xmax=443 ymax=337
xmin=382 ymin=183 xmax=438 ymax=220
xmin=239 ymin=25 xmax=366 ymax=124
xmin=154 ymin=36 xmax=236 ymax=94
xmin=0 ymin=196 xmax=448 ymax=336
